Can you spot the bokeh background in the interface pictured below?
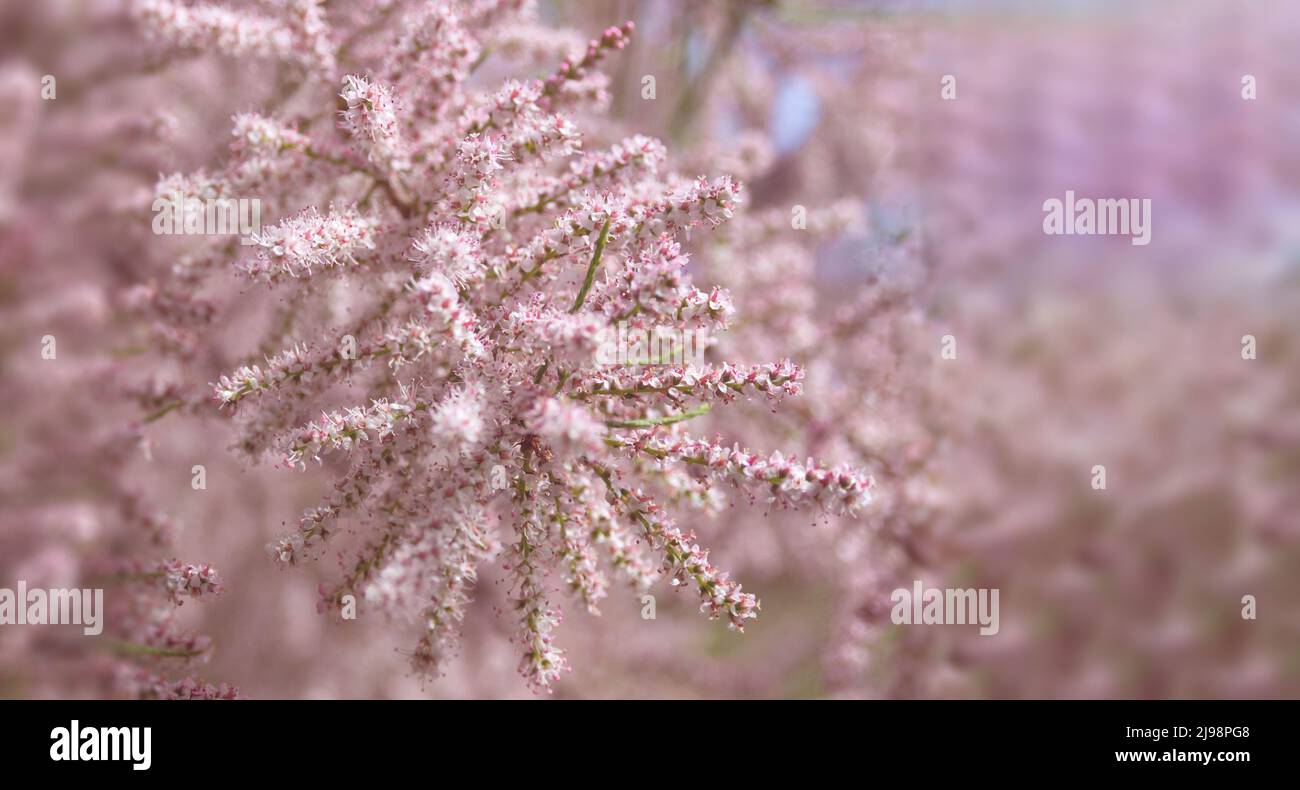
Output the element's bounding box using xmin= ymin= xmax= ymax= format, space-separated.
xmin=2 ymin=0 xmax=1298 ymax=698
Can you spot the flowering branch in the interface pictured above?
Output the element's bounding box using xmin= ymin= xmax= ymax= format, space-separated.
xmin=121 ymin=7 xmax=880 ymax=696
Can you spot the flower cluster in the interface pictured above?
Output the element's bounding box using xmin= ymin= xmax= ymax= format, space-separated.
xmin=139 ymin=677 xmax=243 ymax=700
xmin=119 ymin=5 xmax=880 ymax=694
xmin=610 ymin=432 xmax=875 ymax=516
xmin=242 ymin=207 xmax=378 ymax=281
xmin=159 ymin=560 xmax=224 ymax=605
xmin=340 ymin=75 xmax=411 ymax=174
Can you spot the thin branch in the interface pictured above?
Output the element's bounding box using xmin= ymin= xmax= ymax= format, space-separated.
xmin=604 ymin=403 xmax=711 ymax=429
xmin=570 ymin=217 xmax=613 ymax=313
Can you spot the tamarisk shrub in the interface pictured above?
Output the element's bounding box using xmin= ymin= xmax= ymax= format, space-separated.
xmin=127 ymin=1 xmax=875 ymax=693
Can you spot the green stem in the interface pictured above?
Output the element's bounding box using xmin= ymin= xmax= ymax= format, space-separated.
xmin=604 ymin=403 xmax=711 ymax=429
xmin=104 ymin=640 xmax=207 ymax=659
xmin=142 ymin=400 xmax=183 ymax=424
xmin=93 ymin=570 xmax=165 ymax=586
xmin=572 ymin=375 xmax=798 ymax=400
xmin=470 ymin=48 xmax=492 ymax=74
xmin=569 ymin=217 xmax=613 ymax=314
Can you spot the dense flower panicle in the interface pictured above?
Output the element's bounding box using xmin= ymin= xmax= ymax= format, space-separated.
xmin=101 ymin=6 xmax=880 ymax=695
xmin=505 ymin=296 xmax=605 ymax=363
xmin=597 ymin=474 xmax=759 ymax=631
xmin=283 ymin=396 xmax=417 ymax=468
xmin=443 ymin=109 xmax=579 ymax=227
xmin=627 ymin=175 xmax=742 ymax=244
xmin=462 ymin=78 xmax=545 ymax=135
xmin=489 ymin=19 xmax=583 ymax=65
xmin=272 ymin=418 xmax=441 ymax=567
xmin=383 ymin=3 xmax=479 ymax=116
xmin=512 ymin=134 xmax=665 ymax=216
xmin=231 ymin=113 xmax=311 ymax=159
xmin=587 ymin=504 xmax=659 ymax=592
xmin=340 ymin=75 xmax=411 ymax=173
xmin=539 ymin=22 xmax=635 ymax=109
xmin=124 ymin=282 xmax=216 ymax=330
xmin=139 ymin=676 xmax=243 ymax=700
xmin=136 ymin=619 xmax=213 ymax=659
xmin=572 ymin=134 xmax=667 ymax=187
xmin=442 ymin=133 xmax=513 ymax=225
xmin=612 ymin=432 xmax=875 ymax=515
xmin=594 ymin=237 xmax=736 ymax=327
xmin=405 ymin=541 xmax=481 ymax=679
xmin=359 ymin=533 xmax=428 ymax=615
xmin=242 ymin=206 xmax=377 ymax=281
xmin=408 ymin=271 xmax=486 ymax=358
xmin=508 ymin=525 xmax=569 ymax=693
xmin=411 ymin=225 xmax=486 ymax=285
xmin=556 ymin=517 xmax=608 ymax=615
xmin=524 ymin=398 xmax=604 ymax=454
xmin=154 ymin=169 xmax=225 ymax=204
xmin=428 ymin=385 xmax=486 ymax=454
xmin=279 ymin=0 xmax=337 ymax=77
xmin=134 ymin=0 xmax=297 ymax=61
xmin=569 ymin=360 xmax=803 ymax=404
xmin=508 ymin=111 xmax=582 ymax=166
xmin=682 ymin=285 xmax=736 ymax=327
xmin=211 ymin=344 xmax=310 ymax=407
xmin=159 ymin=560 xmax=223 ymax=605
xmin=503 ymin=178 xmax=738 ymax=276
xmin=499 ymin=192 xmax=626 ymax=281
